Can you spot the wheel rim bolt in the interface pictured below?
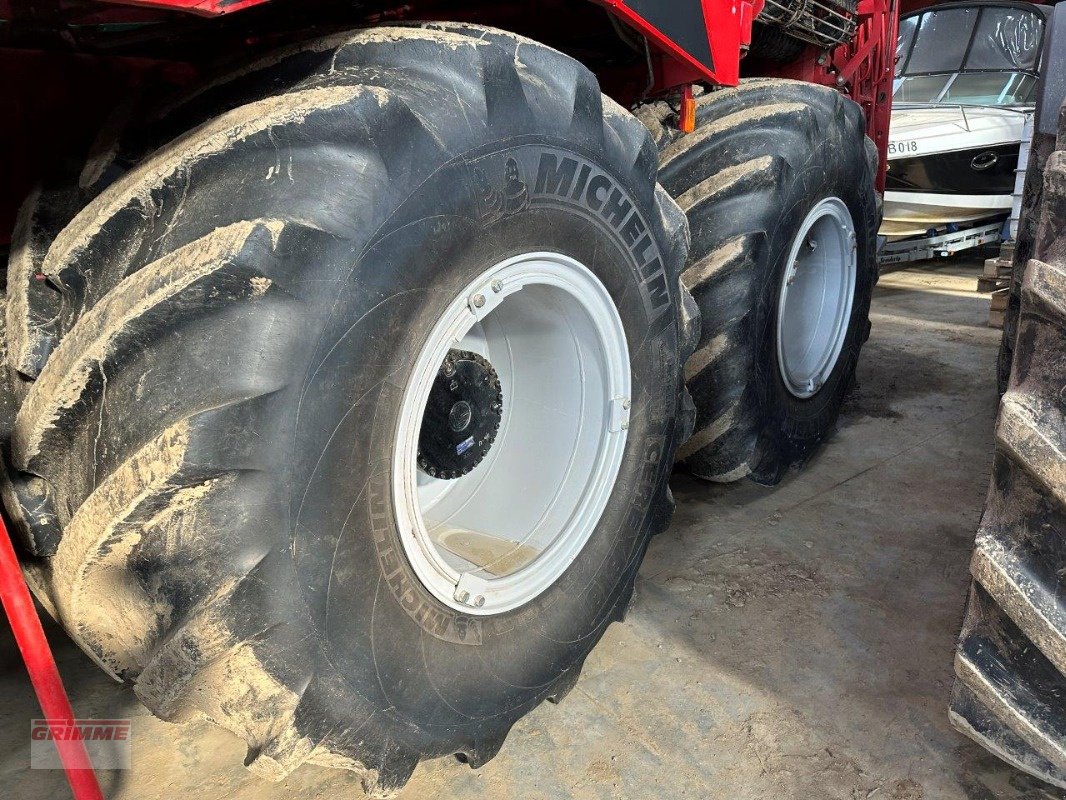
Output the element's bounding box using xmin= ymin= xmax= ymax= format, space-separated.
xmin=491 ymin=280 xmax=503 ymax=293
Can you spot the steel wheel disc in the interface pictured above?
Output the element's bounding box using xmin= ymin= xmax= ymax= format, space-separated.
xmin=393 ymin=252 xmax=631 ymax=616
xmin=776 ymin=197 xmax=858 ymax=399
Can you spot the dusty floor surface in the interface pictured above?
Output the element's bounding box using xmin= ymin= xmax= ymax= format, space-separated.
xmin=2 ymin=256 xmax=1063 ymax=800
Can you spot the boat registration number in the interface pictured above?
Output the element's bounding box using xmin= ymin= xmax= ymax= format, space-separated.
xmin=887 ymin=140 xmax=919 ymax=156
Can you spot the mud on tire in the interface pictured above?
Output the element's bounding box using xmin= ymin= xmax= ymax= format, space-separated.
xmin=645 ymin=79 xmax=878 ymax=484
xmin=949 ymin=107 xmax=1066 ymax=788
xmin=1 ymin=25 xmax=695 ymax=795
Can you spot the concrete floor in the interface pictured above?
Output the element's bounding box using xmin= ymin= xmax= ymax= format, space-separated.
xmin=3 ymin=256 xmax=1063 ymax=800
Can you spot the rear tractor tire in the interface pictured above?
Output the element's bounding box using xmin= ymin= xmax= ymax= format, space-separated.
xmin=1 ymin=25 xmax=695 ymax=794
xmin=646 ymin=79 xmax=879 ymax=484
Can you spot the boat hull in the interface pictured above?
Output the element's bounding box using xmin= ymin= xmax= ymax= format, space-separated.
xmin=881 ymin=190 xmax=1011 ymax=238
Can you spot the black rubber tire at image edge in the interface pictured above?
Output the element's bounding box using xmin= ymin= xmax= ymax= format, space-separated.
xmin=948 ymin=107 xmax=1066 ymax=788
xmin=647 ymin=79 xmax=879 ymax=485
xmin=0 ymin=25 xmax=695 ymax=795
xmin=996 ymin=113 xmax=1059 ymax=395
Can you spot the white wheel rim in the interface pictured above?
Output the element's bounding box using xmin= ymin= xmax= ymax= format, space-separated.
xmin=393 ymin=252 xmax=631 ymax=616
xmin=776 ymin=197 xmax=858 ymax=399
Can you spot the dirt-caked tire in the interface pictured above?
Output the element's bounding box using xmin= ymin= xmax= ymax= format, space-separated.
xmin=996 ymin=108 xmax=1062 ymax=394
xmin=1 ymin=25 xmax=695 ymax=795
xmin=949 ymin=106 xmax=1066 ymax=789
xmin=647 ymin=79 xmax=878 ymax=484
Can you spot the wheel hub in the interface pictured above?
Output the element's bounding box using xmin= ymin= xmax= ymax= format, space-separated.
xmin=418 ymin=350 xmax=503 ymax=480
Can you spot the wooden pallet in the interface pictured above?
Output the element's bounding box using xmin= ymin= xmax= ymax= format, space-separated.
xmin=977 ymin=246 xmax=1014 ymax=294
xmin=982 ymin=242 xmax=1014 ymax=329
xmin=988 ymin=287 xmax=1009 ymax=329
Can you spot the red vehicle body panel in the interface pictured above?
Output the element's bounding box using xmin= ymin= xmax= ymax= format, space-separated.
xmin=598 ymin=0 xmax=760 ymax=86
xmin=0 ymin=0 xmax=897 ymax=241
xmin=97 ymin=0 xmax=755 ymax=86
xmin=70 ymin=0 xmax=895 ymax=185
xmin=111 ymin=0 xmax=269 ymax=13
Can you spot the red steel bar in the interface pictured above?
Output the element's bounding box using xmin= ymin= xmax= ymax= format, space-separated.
xmin=0 ymin=515 xmax=104 ymax=800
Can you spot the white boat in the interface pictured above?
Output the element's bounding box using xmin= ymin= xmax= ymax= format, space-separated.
xmin=881 ymin=1 xmax=1047 ymax=241
xmin=882 ymin=104 xmax=1030 ymax=239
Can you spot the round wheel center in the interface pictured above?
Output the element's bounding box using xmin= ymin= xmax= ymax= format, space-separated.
xmin=449 ymin=401 xmax=473 ymax=432
xmin=417 ymin=350 xmax=503 ymax=480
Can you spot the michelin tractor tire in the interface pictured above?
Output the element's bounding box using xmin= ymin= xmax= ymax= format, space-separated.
xmin=1 ymin=25 xmax=696 ymax=795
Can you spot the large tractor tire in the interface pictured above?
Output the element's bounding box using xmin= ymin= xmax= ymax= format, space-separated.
xmin=996 ymin=113 xmax=1062 ymax=395
xmin=645 ymin=80 xmax=878 ymax=484
xmin=0 ymin=25 xmax=695 ymax=794
xmin=948 ymin=107 xmax=1066 ymax=788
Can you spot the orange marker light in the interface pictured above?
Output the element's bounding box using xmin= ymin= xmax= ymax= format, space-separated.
xmin=679 ymin=85 xmax=696 ymax=134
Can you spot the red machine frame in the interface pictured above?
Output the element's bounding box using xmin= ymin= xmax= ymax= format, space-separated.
xmin=105 ymin=0 xmax=897 ymax=188
xmin=762 ymin=0 xmax=900 ymax=191
xmin=0 ymin=0 xmax=897 ymax=244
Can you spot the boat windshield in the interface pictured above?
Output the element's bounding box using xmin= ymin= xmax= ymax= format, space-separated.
xmin=894 ymin=4 xmax=1044 ymax=106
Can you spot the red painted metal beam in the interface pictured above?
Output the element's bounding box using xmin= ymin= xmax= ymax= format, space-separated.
xmin=0 ymin=516 xmax=103 ymax=800
xmin=105 ymin=0 xmax=269 ymax=16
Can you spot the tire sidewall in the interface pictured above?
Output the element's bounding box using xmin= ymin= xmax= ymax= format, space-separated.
xmin=290 ymin=136 xmax=680 ymax=744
